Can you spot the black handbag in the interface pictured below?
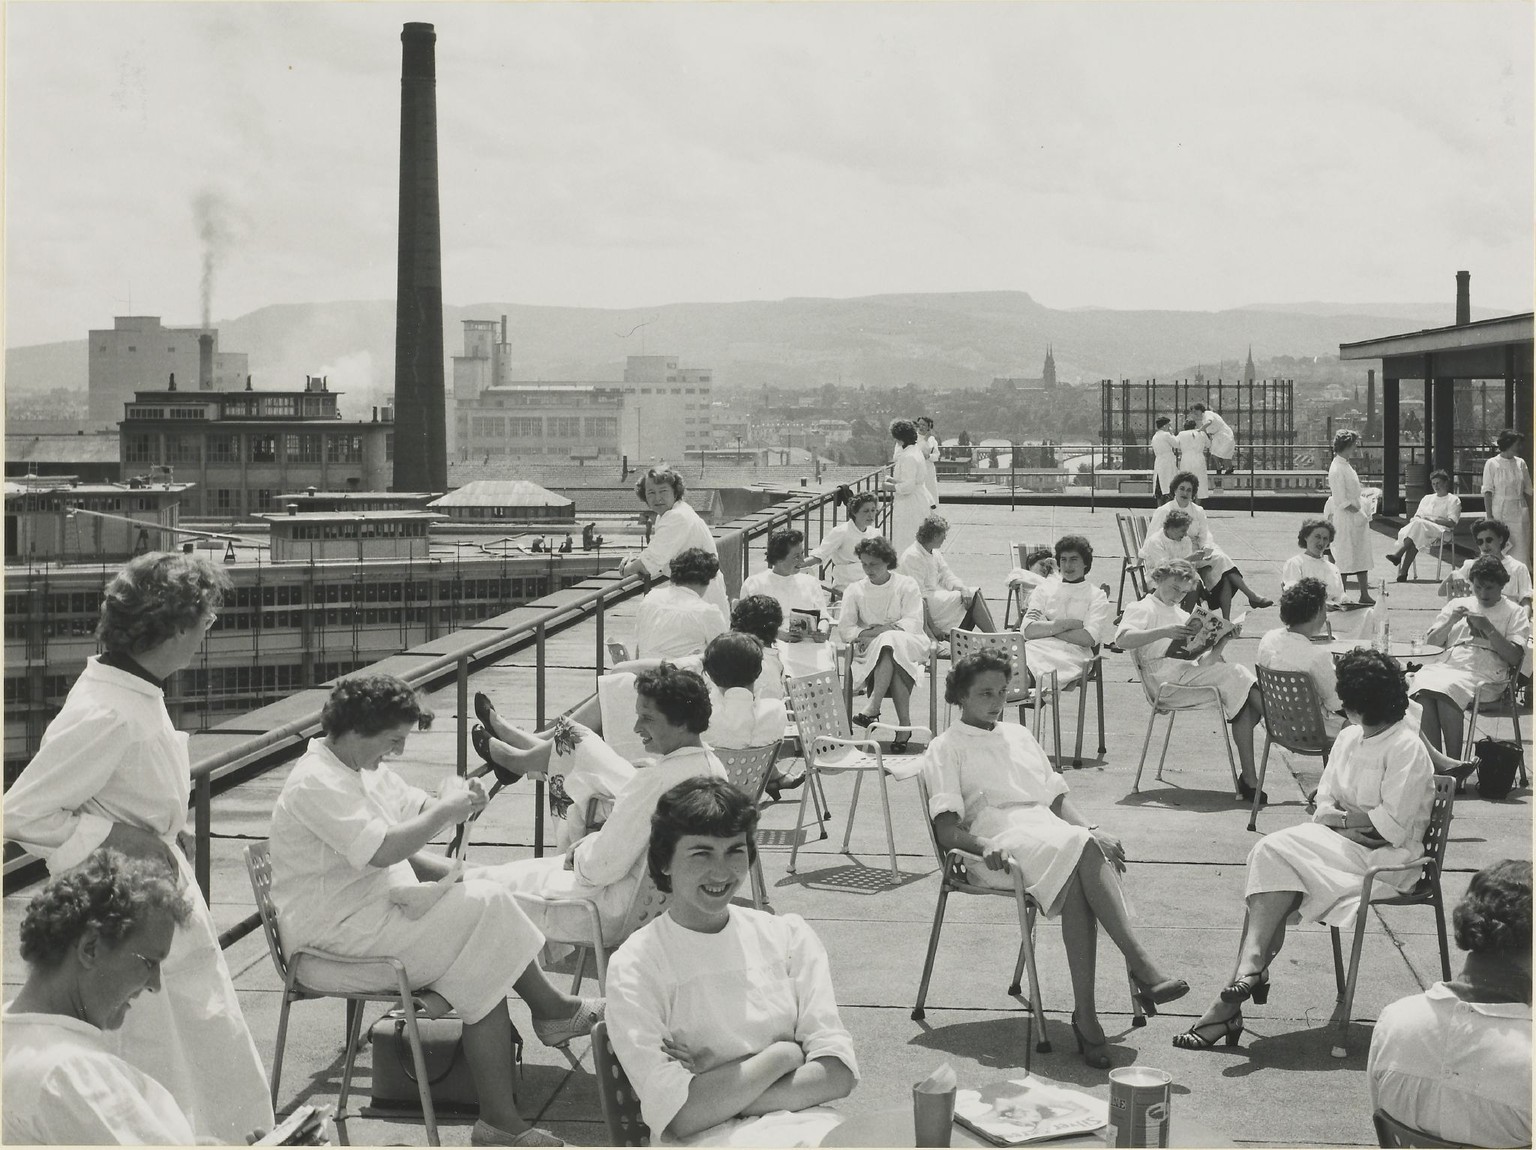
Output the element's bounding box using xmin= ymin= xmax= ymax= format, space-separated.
xmin=1473 ymin=738 xmax=1523 ymax=801
xmin=364 ymin=1009 xmax=521 ymax=1117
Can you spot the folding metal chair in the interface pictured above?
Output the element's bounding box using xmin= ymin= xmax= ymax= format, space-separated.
xmin=511 ymin=861 xmax=670 ymax=993
xmin=1129 ymin=651 xmax=1242 ymax=798
xmin=591 ymin=1020 xmax=648 ymax=1146
xmin=1114 ymin=514 xmax=1141 ymax=613
xmin=713 ymin=742 xmax=782 ymax=910
xmin=1252 ymin=666 xmax=1332 ymax=831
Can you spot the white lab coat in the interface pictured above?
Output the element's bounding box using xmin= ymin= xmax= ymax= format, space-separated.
xmin=1326 ymin=455 xmax=1372 ymax=574
xmin=1200 ymin=409 xmax=1236 ymax=460
xmin=1173 ymin=428 xmax=1210 ymax=494
xmin=637 ymin=499 xmax=731 ymax=620
xmin=807 ymin=521 xmax=883 ymax=591
xmin=1151 ymin=429 xmax=1180 ymax=494
xmin=890 ymin=444 xmax=932 ymax=554
xmin=922 ymin=433 xmax=943 ymax=506
xmin=3 ymin=658 xmax=274 ymax=1144
xmin=1481 ymin=454 xmax=1533 ymax=569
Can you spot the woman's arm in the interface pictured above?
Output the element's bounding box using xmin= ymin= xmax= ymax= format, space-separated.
xmin=1115 ymin=618 xmax=1193 ymax=651
xmin=740 ymin=1058 xmax=856 ymax=1117
xmin=369 ymin=789 xmax=480 ymax=867
xmin=891 ymin=453 xmax=924 ymax=495
xmin=931 ymin=811 xmax=1009 ymax=872
xmin=1464 ymin=612 xmax=1528 ymax=668
xmin=666 ymin=1043 xmax=806 ymax=1138
xmin=1424 ymin=603 xmax=1461 ymax=649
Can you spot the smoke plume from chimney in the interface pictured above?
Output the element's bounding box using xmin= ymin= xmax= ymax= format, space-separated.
xmin=192 ymin=188 xmax=239 ymax=331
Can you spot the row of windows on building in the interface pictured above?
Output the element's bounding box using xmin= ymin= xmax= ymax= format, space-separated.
xmin=9 ymin=496 xmax=162 ymax=514
xmin=126 ymin=407 xmax=209 ymax=421
xmin=279 ymin=521 xmax=432 ymax=540
xmin=464 ymin=416 xmax=621 ymax=439
xmin=123 ymin=432 xmax=381 ymax=466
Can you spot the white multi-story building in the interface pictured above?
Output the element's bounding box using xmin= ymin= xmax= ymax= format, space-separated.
xmin=619 ymin=355 xmax=713 ymax=467
xmin=88 ymin=316 xmax=248 ymax=428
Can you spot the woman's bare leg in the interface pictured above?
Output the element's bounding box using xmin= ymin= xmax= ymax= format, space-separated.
xmin=1417 ymin=691 xmax=1447 ymax=753
xmin=889 ymin=667 xmax=915 ymax=727
xmin=1188 ymin=891 xmax=1301 ymax=1027
xmin=1354 ymin=572 xmax=1375 ymax=605
xmin=512 ymin=962 xmax=585 ymax=1019
xmin=1058 ymin=873 xmax=1104 ymax=1041
xmin=1418 ymin=692 xmax=1465 ymax=758
xmin=1230 ymin=691 xmax=1261 ymax=786
xmin=1072 ymin=840 xmax=1166 ymax=983
xmin=486 ymin=734 xmax=554 ymax=777
xmin=461 ymin=1003 xmax=534 ymax=1132
xmin=861 ymin=649 xmax=896 ymax=716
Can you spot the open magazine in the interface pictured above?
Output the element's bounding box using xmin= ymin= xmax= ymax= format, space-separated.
xmin=256 ymin=1104 xmax=331 ymax=1145
xmin=1163 ymin=605 xmax=1242 ymax=661
xmin=953 ymin=1075 xmax=1108 ymax=1145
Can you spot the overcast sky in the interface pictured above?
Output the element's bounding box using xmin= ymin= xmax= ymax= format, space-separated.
xmin=5 ymin=1 xmax=1532 ymax=348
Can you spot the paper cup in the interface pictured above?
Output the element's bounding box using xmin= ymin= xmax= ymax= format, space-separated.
xmin=912 ymin=1084 xmax=956 ymax=1148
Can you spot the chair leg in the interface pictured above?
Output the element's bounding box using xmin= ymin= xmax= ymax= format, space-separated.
xmin=912 ymin=884 xmax=951 ymax=1020
xmin=398 ymin=996 xmax=441 ymax=1144
xmin=334 ymin=996 xmax=369 ymax=1146
xmin=593 ymin=939 xmax=610 ymax=995
xmin=788 ymin=769 xmax=814 ymax=874
xmin=876 ymin=769 xmax=899 ymax=879
xmin=1464 ymin=697 xmax=1482 ymax=760
xmin=1248 ymin=738 xmax=1272 ymax=832
xmin=1432 ymin=892 xmax=1452 ymax=982
xmin=1329 ymin=926 xmax=1346 ymax=997
xmin=1218 ymin=701 xmax=1241 ymax=797
xmin=1331 ymin=902 xmax=1372 ymax=1059
xmin=842 ymin=771 xmax=865 ymax=854
xmin=1017 ymin=897 xmax=1051 ymax=1053
xmin=270 ymin=995 xmax=294 ymax=1108
xmin=1095 ymin=664 xmax=1107 ymax=756
xmin=1049 ymin=672 xmax=1063 ymax=769
xmin=1132 ymin=708 xmax=1160 ymax=792
xmin=750 ymin=856 xmax=770 ymax=911
xmin=569 ymin=946 xmax=589 ymax=994
xmin=1154 ymin=710 xmax=1177 ymax=782
xmin=1008 ymin=936 xmax=1027 ymax=997
xmin=1073 ymin=671 xmax=1089 ymax=767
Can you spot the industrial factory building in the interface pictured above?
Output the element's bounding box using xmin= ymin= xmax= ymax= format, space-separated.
xmin=88 ymin=316 xmax=249 ymax=428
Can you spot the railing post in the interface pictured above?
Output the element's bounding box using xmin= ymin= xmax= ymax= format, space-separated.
xmin=1090 ymin=448 xmax=1097 ymax=514
xmin=595 ymin=592 xmax=605 ymax=685
xmin=534 ymin=622 xmax=546 ymax=857
xmin=457 ymin=656 xmax=468 ymax=779
xmin=194 ymin=774 xmax=211 ymax=904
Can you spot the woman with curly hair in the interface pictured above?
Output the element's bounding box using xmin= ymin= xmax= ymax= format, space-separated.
xmin=804 ymin=491 xmax=884 ymax=592
xmin=885 ymin=418 xmax=932 ymax=554
xmin=1146 ymin=471 xmax=1272 ymax=615
xmin=619 ymin=465 xmax=730 ymax=620
xmin=1325 ymin=429 xmax=1375 ymax=605
xmin=3 ymin=849 xmax=197 ymax=1144
xmin=839 ymin=535 xmax=931 ymax=747
xmin=633 ymin=547 xmax=726 ymax=660
xmin=1280 ymin=518 xmax=1346 ymax=605
xmin=1368 ymin=859 xmax=1531 ymax=1147
xmin=1385 ymin=468 xmax=1461 ymax=583
xmin=1173 ymin=649 xmax=1434 ymax=1051
xmin=270 ymin=673 xmax=595 ymax=1146
xmin=3 ymin=552 xmax=273 ymax=1142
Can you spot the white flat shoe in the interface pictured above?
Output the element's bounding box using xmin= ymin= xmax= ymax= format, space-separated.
xmin=532 ymin=997 xmax=605 ymax=1048
xmin=470 ymin=1120 xmax=564 ymax=1146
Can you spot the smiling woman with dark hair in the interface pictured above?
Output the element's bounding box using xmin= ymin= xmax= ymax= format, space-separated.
xmin=620 ymin=466 xmax=731 ymax=620
xmin=805 ymin=492 xmax=884 ymax=592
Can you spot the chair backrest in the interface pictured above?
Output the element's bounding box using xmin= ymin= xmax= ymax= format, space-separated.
xmin=714 ymin=743 xmax=781 ymax=803
xmin=1372 ymin=1109 xmax=1473 ymax=1148
xmin=1130 ymin=514 xmax=1150 ymax=551
xmin=1114 ymin=513 xmax=1138 ymax=560
xmin=607 ymin=640 xmax=631 ymax=665
xmin=1255 ymin=665 xmax=1331 ymax=754
xmin=1012 ymin=540 xmax=1052 ymax=569
xmin=1421 ymin=776 xmax=1457 ymax=881
xmin=785 ymin=669 xmax=852 ymax=753
xmin=616 ymin=860 xmax=671 ymax=941
xmin=948 ymin=630 xmax=1030 ymax=701
xmin=590 ymin=1020 xmax=650 ymax=1147
xmin=244 ymin=841 xmax=291 ymax=982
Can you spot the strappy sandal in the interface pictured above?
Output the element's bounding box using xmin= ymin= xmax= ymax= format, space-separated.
xmin=890 ymin=734 xmax=912 ymax=753
xmin=1220 ymin=970 xmax=1270 ymax=1005
xmin=1171 ymin=1014 xmax=1244 ymax=1050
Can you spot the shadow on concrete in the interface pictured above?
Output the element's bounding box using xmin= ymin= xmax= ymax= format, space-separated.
xmin=1115 ymin=788 xmax=1258 ymax=815
xmin=1214 ymin=1021 xmax=1372 ymax=1078
xmin=778 ymin=861 xmax=933 ymax=895
xmin=907 ymin=1013 xmax=1039 ymax=1071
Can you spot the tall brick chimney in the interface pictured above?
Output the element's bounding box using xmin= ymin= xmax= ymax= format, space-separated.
xmin=198 ymin=333 xmax=214 ymax=390
xmin=392 ymin=22 xmax=447 ymax=492
xmin=1455 ymin=270 xmax=1471 ymax=327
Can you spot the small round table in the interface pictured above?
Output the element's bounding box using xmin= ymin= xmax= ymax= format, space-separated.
xmin=1327 ymin=639 xmax=1445 ymax=661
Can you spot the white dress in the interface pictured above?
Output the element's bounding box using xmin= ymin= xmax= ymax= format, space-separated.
xmin=839 ymin=573 xmax=931 ymax=689
xmin=1410 ymin=595 xmax=1531 ymax=709
xmin=739 ymin=568 xmax=836 ymax=677
xmin=1326 ymin=455 xmax=1372 ymax=574
xmin=898 ymin=541 xmax=971 ymax=633
xmin=921 ymin=720 xmax=1089 ymax=910
xmin=1255 ymin=628 xmax=1345 ymax=737
xmin=922 ymin=433 xmax=943 ymax=506
xmin=1144 ymin=500 xmax=1237 ymax=587
xmin=607 ymin=908 xmax=859 ymax=1146
xmin=635 ymin=584 xmax=727 ymax=660
xmin=269 ymin=743 xmax=546 ymax=1024
xmin=1397 ymin=492 xmax=1462 ymax=553
xmin=1481 ymin=454 xmax=1533 ymax=569
xmin=2 ymin=1010 xmax=196 ymax=1145
xmin=1115 ymin=594 xmax=1256 ymax=719
xmin=638 ymin=500 xmax=731 ymax=621
xmin=1200 ymin=409 xmax=1236 ymax=461
xmin=1173 ymin=428 xmax=1210 ymax=493
xmin=890 ymin=444 xmax=932 ymax=555
xmin=1151 ymin=429 xmax=1180 ymax=495
xmin=806 ymin=520 xmax=883 ymax=591
xmin=1280 ymin=552 xmax=1346 ymax=604
xmin=1022 ymin=577 xmax=1114 ymax=685
xmin=707 ymin=687 xmax=789 ymax=750
xmin=1245 ymin=715 xmax=1433 ymax=926
xmin=1368 ymin=983 xmax=1532 ymax=1148
xmin=2 ymin=657 xmax=273 ymax=1143
xmin=1452 ymin=554 xmax=1533 ymax=604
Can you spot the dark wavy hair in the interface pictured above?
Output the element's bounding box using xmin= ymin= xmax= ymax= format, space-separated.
xmin=1170 ymin=470 xmax=1200 ymax=499
xmin=634 ymin=465 xmax=686 ymax=502
xmin=1333 ymin=429 xmax=1361 ymax=454
xmin=1023 ymin=547 xmax=1055 ymax=572
xmin=1496 ymin=429 xmax=1524 ymax=452
xmin=20 ymin=849 xmax=191 ymax=970
xmin=1429 ymin=468 xmax=1452 ymax=486
xmin=669 ymin=547 xmax=719 ymax=588
xmin=634 ymin=663 xmax=712 ymax=733
xmin=1473 ymin=517 xmax=1512 ymax=546
xmin=1334 ymin=648 xmax=1409 ymax=726
xmin=854 ymin=535 xmax=898 ymax=569
xmin=944 ymin=649 xmax=1013 ymax=705
xmin=1453 ymin=859 xmax=1531 ymax=955
xmin=765 ymin=528 xmax=804 ymax=566
xmin=1468 ymin=554 xmax=1511 ymax=587
xmin=321 ymin=673 xmax=434 ymax=737
xmin=889 ymin=418 xmax=918 ymax=447
xmin=846 ymin=491 xmax=880 ymax=519
xmin=916 ymin=514 xmax=949 ymax=546
xmin=731 ymin=594 xmax=783 ymax=646
xmin=1279 ymin=577 xmax=1328 ymax=627
xmin=647 ymin=778 xmax=758 ymax=894
xmin=1297 ymin=517 xmax=1335 ymax=547
xmin=703 ymin=631 xmax=763 ymax=692
xmin=96 ymin=552 xmax=233 ymax=656
xmin=1054 ymin=535 xmax=1093 ymax=571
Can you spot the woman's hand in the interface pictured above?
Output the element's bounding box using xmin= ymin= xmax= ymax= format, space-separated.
xmin=1091 ymin=829 xmax=1127 ymax=873
xmin=1335 ymin=826 xmax=1386 ymax=847
xmin=977 ymin=839 xmax=1009 ymax=872
xmin=663 ymin=1035 xmax=699 ymax=1073
xmin=102 ymin=823 xmax=180 ymax=872
xmin=434 ymin=779 xmax=488 ymax=825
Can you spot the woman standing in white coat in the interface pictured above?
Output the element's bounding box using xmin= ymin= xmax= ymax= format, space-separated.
xmin=619 ymin=466 xmax=730 ymax=621
xmin=1174 ymin=420 xmax=1210 ymax=495
xmin=1150 ymin=416 xmax=1180 ymax=503
xmin=916 ymin=416 xmax=943 ymax=507
xmin=1481 ymin=430 xmax=1532 ymax=570
xmin=3 ymin=553 xmax=274 ymax=1144
xmin=886 ymin=418 xmax=932 ymax=555
xmin=1325 ymin=430 xmax=1375 ymax=605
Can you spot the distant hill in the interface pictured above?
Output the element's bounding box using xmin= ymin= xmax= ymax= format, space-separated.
xmin=6 ymin=292 xmax=1521 ymax=414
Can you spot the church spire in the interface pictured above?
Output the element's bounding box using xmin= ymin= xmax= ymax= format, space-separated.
xmin=1243 ymin=344 xmax=1256 ymax=384
xmin=1042 ymin=343 xmax=1057 ymax=389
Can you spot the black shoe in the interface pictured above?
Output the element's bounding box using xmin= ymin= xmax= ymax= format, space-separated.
xmin=1071 ymin=1012 xmax=1112 ymax=1070
xmin=1220 ymin=970 xmax=1270 ymax=1005
xmin=1172 ymin=1014 xmax=1244 ymax=1050
xmin=472 ymin=724 xmax=522 ymax=787
xmin=851 ymin=712 xmax=876 ymax=729
xmin=764 ymin=773 xmax=805 ymax=802
xmin=890 ymin=735 xmax=912 ymax=753
xmin=474 ymin=690 xmax=497 ymax=730
xmin=1237 ymin=779 xmax=1269 ymax=805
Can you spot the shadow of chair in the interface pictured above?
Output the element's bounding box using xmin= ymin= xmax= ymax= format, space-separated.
xmin=591 ymin=1020 xmax=649 ymax=1147
xmin=1372 ymin=1108 xmax=1475 ymax=1148
xmin=1329 ymin=776 xmax=1456 ymax=1059
xmin=512 ymin=863 xmax=669 ymax=995
xmin=1129 ymin=651 xmax=1242 ymax=799
xmin=1252 ymin=666 xmax=1332 ymax=831
xmin=244 ymin=841 xmax=444 ymax=1146
xmin=713 ymin=742 xmax=782 ymax=911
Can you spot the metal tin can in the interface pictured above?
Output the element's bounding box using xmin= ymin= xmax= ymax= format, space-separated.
xmin=1106 ymin=1066 xmax=1171 ymax=1147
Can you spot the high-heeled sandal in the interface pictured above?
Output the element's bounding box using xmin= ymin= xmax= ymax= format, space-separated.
xmin=1171 ymin=1014 xmax=1244 ymax=1050
xmin=471 ymin=725 xmax=522 ymax=787
xmin=889 ymin=734 xmax=912 ymax=753
xmin=851 ymin=712 xmax=876 ymax=729
xmin=474 ymin=690 xmax=497 ymax=731
xmin=1071 ymin=1012 xmax=1112 ymax=1070
xmin=1220 ymin=970 xmax=1270 ymax=1005
xmin=1130 ymin=976 xmax=1190 ymax=1017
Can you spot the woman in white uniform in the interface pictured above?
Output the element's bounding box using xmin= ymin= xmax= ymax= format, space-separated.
xmin=1115 ymin=560 xmax=1266 ymax=802
xmin=1022 ymin=535 xmax=1115 ymax=687
xmin=1148 ymin=471 xmax=1273 ymax=614
xmin=4 ymin=850 xmax=198 ymax=1146
xmin=1173 ymin=649 xmax=1434 ymax=1051
xmin=1325 ymin=430 xmax=1375 ymax=605
xmin=886 ymin=419 xmax=932 ymax=556
xmin=916 ymin=416 xmax=943 ymax=507
xmin=839 ymin=536 xmax=931 ymax=747
xmin=3 ymin=552 xmax=273 ymax=1144
xmin=925 ymin=651 xmax=1188 ymax=1069
xmin=608 ymin=778 xmax=858 ymax=1146
xmin=1386 ymin=469 xmax=1462 ymax=582
xmin=1281 ymin=518 xmax=1347 ymax=605
xmin=1411 ymin=555 xmax=1531 ymax=757
xmin=899 ymin=513 xmax=997 ymax=645
xmin=1481 ymin=430 xmax=1532 ymax=570
xmin=269 ymin=674 xmax=596 ymax=1147
xmin=740 ymin=528 xmax=834 ymax=678
xmin=1173 ymin=420 xmax=1210 ymax=495
xmin=620 ymin=466 xmax=730 ymax=621
xmin=804 ymin=492 xmax=884 ymax=593
xmin=1192 ymin=402 xmax=1237 ymax=475
xmin=1150 ymin=416 xmax=1180 ymax=503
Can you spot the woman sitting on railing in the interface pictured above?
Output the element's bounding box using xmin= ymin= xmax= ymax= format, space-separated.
xmin=607 ymin=778 xmax=858 ymax=1146
xmin=3 ymin=850 xmax=199 ymax=1145
xmin=840 ymin=535 xmax=931 ymax=748
xmin=619 ymin=465 xmax=730 ymax=620
xmin=1411 ymin=555 xmax=1531 ymax=757
xmin=804 ymin=491 xmax=884 ymax=593
xmin=1173 ymin=649 xmax=1434 ymax=1051
xmin=1384 ymin=469 xmax=1461 ymax=584
xmin=924 ymin=651 xmax=1188 ymax=1070
xmin=269 ymin=673 xmax=595 ymax=1148
xmin=1146 ymin=471 xmax=1272 ymax=616
xmin=899 ymin=513 xmax=998 ymax=653
xmin=2 ymin=551 xmax=272 ymax=1144
xmin=1115 ymin=559 xmax=1267 ymax=802
xmin=1280 ymin=518 xmax=1346 ymax=605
